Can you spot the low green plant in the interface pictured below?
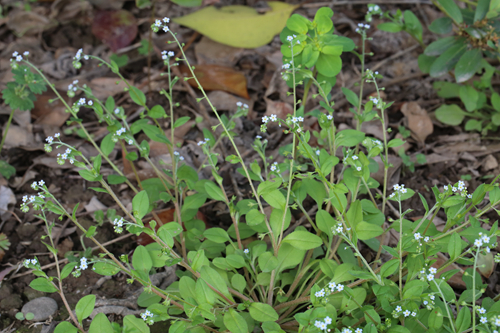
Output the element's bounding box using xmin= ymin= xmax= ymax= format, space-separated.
xmin=0 ymin=52 xmax=47 ymax=179
xmin=376 ymin=0 xmax=500 ymax=133
xmin=8 ymin=6 xmax=500 ymax=333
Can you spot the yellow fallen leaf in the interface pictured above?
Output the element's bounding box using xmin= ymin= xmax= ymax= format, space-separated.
xmin=173 ymin=2 xmax=297 ymax=48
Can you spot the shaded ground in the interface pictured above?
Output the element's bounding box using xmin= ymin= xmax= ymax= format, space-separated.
xmin=0 ymin=0 xmax=500 ymax=331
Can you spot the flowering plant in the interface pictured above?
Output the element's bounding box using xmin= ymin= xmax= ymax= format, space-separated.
xmin=11 ymin=5 xmax=500 ymax=333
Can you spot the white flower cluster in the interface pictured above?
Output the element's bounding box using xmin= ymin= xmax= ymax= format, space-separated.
xmin=141 ymin=310 xmax=153 ymax=321
xmin=67 ymin=80 xmax=79 ymax=97
xmin=270 ymin=161 xmax=279 ymax=172
xmin=413 ymin=232 xmax=431 ymax=249
xmin=262 ymin=114 xmax=279 ymax=124
xmin=444 ymin=180 xmax=471 ymax=198
xmin=332 ymin=222 xmax=351 ymax=236
xmin=365 ymin=4 xmax=381 ymax=22
xmin=197 ymin=137 xmax=210 ymax=146
xmin=23 ymin=258 xmax=38 ymax=268
xmin=286 ymin=35 xmax=300 ymax=44
xmin=161 ymin=50 xmax=175 ymax=60
xmin=473 ymin=232 xmax=493 ymax=253
xmin=478 ymin=309 xmax=500 ymax=330
xmin=21 ymin=180 xmax=49 ymax=212
xmin=80 ymin=257 xmax=88 ymax=270
xmin=73 ymin=48 xmax=88 ymax=69
xmin=389 ymin=184 xmax=407 ymax=199
xmin=393 ymin=306 xmax=417 ymax=318
xmin=116 ymin=127 xmax=126 ymax=136
xmin=173 ymin=151 xmax=184 ymax=161
xmin=419 ymin=267 xmax=438 ymax=282
xmin=340 ymin=327 xmax=363 ymax=333
xmin=355 ymin=22 xmax=371 ymax=33
xmin=313 ymin=316 xmax=333 ymax=331
xmin=113 ymin=217 xmax=125 ymax=233
xmin=151 ymin=17 xmax=170 ymax=33
xmin=236 ymin=101 xmax=249 ymax=109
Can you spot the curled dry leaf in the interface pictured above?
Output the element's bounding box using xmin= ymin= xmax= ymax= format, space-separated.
xmin=400 ymin=102 xmax=434 ymax=143
xmin=92 ymin=10 xmax=138 ymax=52
xmin=195 ymin=36 xmax=244 ymax=66
xmin=7 ymin=9 xmax=56 ymax=36
xmin=88 ymin=77 xmax=131 ymax=100
xmin=32 ymin=91 xmax=71 ymax=127
xmin=180 ymin=64 xmax=249 ymax=99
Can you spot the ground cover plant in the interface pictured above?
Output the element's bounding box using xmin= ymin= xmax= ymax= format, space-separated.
xmin=0 ymin=0 xmax=500 ymax=333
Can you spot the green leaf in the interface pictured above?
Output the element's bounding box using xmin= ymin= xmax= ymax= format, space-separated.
xmin=455 ymin=49 xmax=482 ymax=83
xmin=0 ymin=160 xmax=16 ymax=179
xmin=402 ymin=279 xmax=427 ymax=299
xmin=459 ymin=85 xmax=479 ymax=112
xmin=316 ymin=209 xmax=335 ymax=237
xmin=492 ymin=92 xmax=500 ymax=112
xmin=79 ymin=169 xmax=99 ymax=182
xmin=173 ymin=116 xmax=190 ymax=128
xmin=223 ymin=309 xmax=248 ymax=333
xmin=55 ymin=322 xmax=78 ymax=333
xmin=341 ymin=87 xmax=359 ymax=108
xmin=122 ymin=315 xmax=149 ymax=333
xmin=107 ymin=175 xmax=127 ymax=185
xmin=262 ymin=189 xmax=286 ymax=209
xmin=403 ymin=10 xmax=422 ymax=41
xmin=29 ymin=278 xmax=58 ymax=293
xmin=437 ymin=0 xmax=463 ymax=23
xmin=258 ymin=252 xmax=278 ymax=272
xmin=424 ymin=36 xmax=460 ymax=56
xmin=316 ymin=53 xmax=341 ymax=77
xmin=76 ymin=294 xmax=96 ymax=323
xmin=430 ymin=41 xmax=467 ymax=77
xmin=428 ymin=307 xmax=444 ymax=329
xmin=231 ymin=274 xmax=246 ymax=293
xmin=283 ymin=230 xmax=322 ymax=250
xmin=2 ymin=82 xmax=36 ymax=111
xmin=88 ymin=313 xmax=114 ymax=333
xmin=148 ymin=105 xmax=166 ymax=119
xmin=173 ymin=2 xmax=296 ymax=48
xmin=429 ymin=17 xmax=453 ymax=34
xmin=287 ymin=13 xmax=309 ymax=34
xmin=109 ymin=54 xmax=129 ymax=68
xmin=93 ymin=262 xmax=120 ymax=276
xmin=60 ymin=262 xmax=78 ymax=280
xmin=203 ymin=228 xmax=230 ymax=243
xmin=379 ymin=259 xmax=399 ymax=278
xmin=204 ymin=182 xmax=226 ymax=201
xmin=246 ymin=209 xmax=265 ymax=226
xmin=133 ymin=245 xmax=153 ymax=274
xmin=277 ymin=243 xmax=305 ymax=272
xmin=137 ymin=290 xmax=161 ymax=307
xmin=195 ymin=279 xmax=216 ymax=305
xmin=377 ymin=22 xmax=402 ymax=32
xmin=335 ymin=129 xmax=365 ymax=147
xmin=355 ymin=222 xmax=383 ymax=240
xmin=474 ymin=0 xmax=490 ymax=22
xmin=171 ymin=0 xmax=202 ymax=7
xmin=435 ymin=104 xmax=467 ymax=126
xmin=448 ymin=232 xmax=462 ymax=260
xmin=249 ymin=302 xmax=279 ymax=322
xmin=132 ymin=190 xmax=149 ymax=220
xmin=455 ymin=306 xmax=471 ymax=333
xmin=100 ymin=134 xmax=116 ymax=157
xmin=200 ymin=266 xmax=234 ymax=302
xmin=128 ymin=86 xmax=146 ymax=106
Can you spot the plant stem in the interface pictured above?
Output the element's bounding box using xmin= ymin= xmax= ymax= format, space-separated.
xmin=0 ymin=108 xmax=15 ymax=155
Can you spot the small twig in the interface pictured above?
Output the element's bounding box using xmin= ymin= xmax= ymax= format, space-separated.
xmin=54 ymin=217 xmax=71 ymax=246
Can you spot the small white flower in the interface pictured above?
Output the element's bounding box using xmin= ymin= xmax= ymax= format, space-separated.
xmin=444 ymin=185 xmax=448 ymax=190
xmin=31 ymin=259 xmax=37 ymax=265
xmin=114 ymin=108 xmax=120 ymax=114
xmin=475 ymin=239 xmax=483 ymax=247
xmin=128 ymin=139 xmax=133 ymax=145
xmin=262 ymin=116 xmax=269 ymax=124
xmin=364 ymin=24 xmax=370 ymax=29
xmin=355 ymin=329 xmax=363 ymax=333
xmin=478 ymin=307 xmax=486 ymax=314
xmin=327 ymin=114 xmax=333 ymax=120
xmin=270 ymin=165 xmax=277 ymax=172
xmin=38 ymin=180 xmax=45 ymax=186
xmin=31 ymin=181 xmax=38 ymax=190
xmin=482 ymin=235 xmax=490 ymax=243
xmin=424 ymin=236 xmax=430 ymax=242
xmin=270 ymin=114 xmax=277 ymax=122
xmin=452 ymin=187 xmax=457 ymax=192
xmin=243 ymin=249 xmax=249 ymax=254
xmin=427 ymin=274 xmax=434 ymax=281
xmin=16 ymin=55 xmax=22 ymax=62
xmin=46 ymin=136 xmax=54 ymax=144
xmin=400 ymin=188 xmax=407 ymax=194
xmin=314 ymin=321 xmax=322 ymax=328
xmin=12 ymin=51 xmax=18 ymax=57
xmin=315 ymin=289 xmax=325 ymax=297
xmin=467 ymin=194 xmax=472 ymax=199
xmin=495 ymin=318 xmax=500 ymax=326
xmin=429 ymin=295 xmax=435 ymax=300
xmin=356 ymin=167 xmax=361 ymax=171
xmin=236 ymin=102 xmax=242 ymax=107
xmin=352 ymin=155 xmax=358 ymax=160
xmin=243 ymin=104 xmax=249 ymax=109
xmin=88 ymin=100 xmax=93 ymax=106
xmin=318 ymin=322 xmax=326 ymax=330
xmin=414 ymin=233 xmax=421 ymax=240
xmin=22 ymin=195 xmax=28 ymax=203
xmin=324 ymin=316 xmax=332 ymax=325
xmin=287 ymin=36 xmax=293 ymax=42
xmin=403 ymin=310 xmax=410 ymax=317
xmin=423 ymin=300 xmax=428 ymax=305
xmin=480 ymin=316 xmax=487 ymax=324
xmin=328 ymin=282 xmax=336 ymax=290
xmin=282 ymin=63 xmax=290 ymax=69
xmin=316 ymin=150 xmax=320 ymax=156
xmin=411 ymin=311 xmax=417 ymax=317
xmin=336 ymin=284 xmax=344 ymax=291
xmin=395 ymin=306 xmax=402 ymax=312
xmin=429 ymin=267 xmax=437 ymax=274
